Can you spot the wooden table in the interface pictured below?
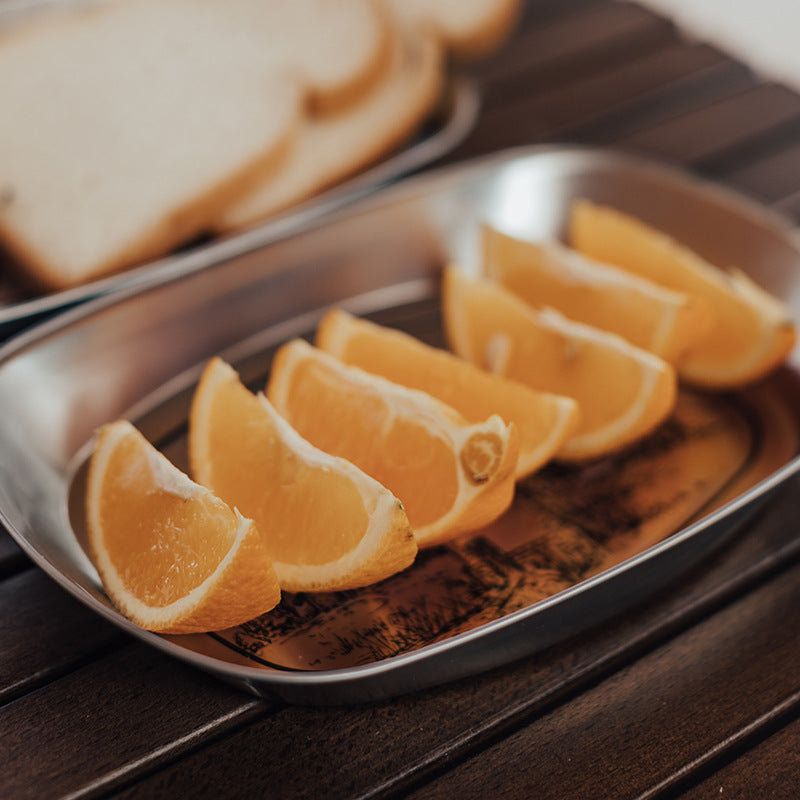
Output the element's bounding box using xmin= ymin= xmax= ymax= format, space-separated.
xmin=5 ymin=1 xmax=800 ymax=796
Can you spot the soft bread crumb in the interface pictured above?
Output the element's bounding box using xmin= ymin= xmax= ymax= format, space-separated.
xmin=0 ymin=0 xmax=389 ymax=290
xmin=215 ymin=28 xmax=445 ymax=232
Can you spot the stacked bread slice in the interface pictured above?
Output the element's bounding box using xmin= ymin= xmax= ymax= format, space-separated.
xmin=215 ymin=25 xmax=444 ymax=233
xmin=0 ymin=0 xmax=520 ymax=291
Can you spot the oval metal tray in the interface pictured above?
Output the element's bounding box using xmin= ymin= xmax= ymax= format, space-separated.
xmin=2 ymin=145 xmax=800 ymax=705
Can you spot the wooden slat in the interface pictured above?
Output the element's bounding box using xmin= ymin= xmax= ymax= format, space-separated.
xmin=402 ymin=553 xmax=800 ymax=800
xmin=612 ymin=83 xmax=800 ymax=165
xmin=0 ymin=644 xmax=272 ymax=800
xmin=679 ymin=713 xmax=800 ymax=798
xmin=459 ymin=42 xmax=744 ymax=157
xmin=0 ymin=569 xmax=125 ymax=703
xmin=718 ymin=140 xmax=800 ymax=204
xmin=4 ymin=3 xmax=800 ymax=798
xmin=565 ymin=58 xmax=755 ymax=146
xmin=471 ymin=1 xmax=678 ymax=107
xmin=105 ymin=478 xmax=800 ymax=800
xmin=0 ymin=531 xmax=27 ymax=579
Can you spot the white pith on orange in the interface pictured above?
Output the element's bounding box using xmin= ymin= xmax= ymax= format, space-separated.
xmin=442 ymin=267 xmax=677 ymax=461
xmin=316 ymin=308 xmax=578 ymax=478
xmin=267 ymin=338 xmax=519 ymax=546
xmin=85 ymin=419 xmax=281 ymax=634
xmin=189 ymin=357 xmax=417 ymax=591
xmin=569 ymin=200 xmax=796 ymax=388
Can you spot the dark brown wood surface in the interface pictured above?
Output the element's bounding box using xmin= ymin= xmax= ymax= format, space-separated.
xmin=4 ymin=1 xmax=800 ymax=797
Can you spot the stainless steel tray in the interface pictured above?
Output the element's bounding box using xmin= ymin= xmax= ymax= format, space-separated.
xmin=0 ymin=0 xmax=479 ymax=335
xmin=2 ymin=145 xmax=800 ymax=705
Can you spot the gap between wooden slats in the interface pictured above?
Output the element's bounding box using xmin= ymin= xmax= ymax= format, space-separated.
xmin=613 ymin=83 xmax=800 ymax=166
xmin=5 ymin=1 xmax=800 ymax=796
xmin=470 ymin=1 xmax=679 ymax=110
xmin=0 ymin=642 xmax=276 ymax=800
xmin=399 ymin=543 xmax=800 ymax=800
xmin=97 ymin=478 xmax=800 ymax=800
xmin=676 ymin=700 xmax=800 ymax=798
xmin=457 ymin=42 xmax=749 ymax=158
xmin=0 ymin=570 xmax=127 ymax=705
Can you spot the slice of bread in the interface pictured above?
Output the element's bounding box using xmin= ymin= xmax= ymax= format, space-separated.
xmin=0 ymin=0 xmax=518 ymax=292
xmin=0 ymin=0 xmax=390 ymax=290
xmin=189 ymin=0 xmax=392 ymax=113
xmin=0 ymin=0 xmax=303 ymax=290
xmin=385 ymin=0 xmax=522 ymax=59
xmin=215 ymin=29 xmax=444 ymax=232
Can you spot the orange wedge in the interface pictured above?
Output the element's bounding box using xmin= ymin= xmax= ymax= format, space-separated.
xmin=442 ymin=267 xmax=677 ymax=461
xmin=316 ymin=308 xmax=579 ymax=478
xmin=267 ymin=339 xmax=519 ymax=547
xmin=482 ymin=224 xmax=710 ymax=364
xmin=85 ymin=419 xmax=281 ymax=634
xmin=189 ymin=357 xmax=417 ymax=592
xmin=569 ymin=200 xmax=796 ymax=387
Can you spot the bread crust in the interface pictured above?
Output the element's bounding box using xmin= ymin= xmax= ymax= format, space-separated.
xmin=307 ymin=0 xmax=395 ymax=114
xmin=386 ymin=0 xmax=522 ymax=60
xmin=214 ymin=29 xmax=445 ymax=232
xmin=0 ymin=115 xmax=301 ymax=292
xmin=0 ymin=0 xmax=388 ymax=290
xmin=0 ymin=0 xmax=520 ymax=291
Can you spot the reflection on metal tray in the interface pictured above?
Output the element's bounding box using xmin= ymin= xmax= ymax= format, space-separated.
xmin=0 ymin=31 xmax=479 ymax=337
xmin=2 ymin=145 xmax=800 ymax=705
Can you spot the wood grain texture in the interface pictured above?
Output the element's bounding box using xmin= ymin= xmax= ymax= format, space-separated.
xmin=614 ymin=82 xmax=800 ymax=165
xmin=566 ymin=58 xmax=756 ymax=147
xmin=0 ymin=643 xmax=272 ymax=800
xmin=471 ymin=1 xmax=678 ymax=108
xmin=680 ymin=713 xmax=800 ymax=798
xmin=107 ymin=478 xmax=800 ymax=800
xmin=0 ymin=569 xmax=125 ymax=703
xmin=404 ymin=556 xmax=800 ymax=800
xmin=2 ymin=1 xmax=800 ymax=797
xmin=458 ymin=42 xmax=740 ymax=156
xmin=721 ymin=139 xmax=800 ymax=203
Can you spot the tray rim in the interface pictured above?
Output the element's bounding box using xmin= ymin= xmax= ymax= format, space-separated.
xmin=7 ymin=141 xmax=800 ymax=347
xmin=3 ymin=143 xmax=800 ymax=703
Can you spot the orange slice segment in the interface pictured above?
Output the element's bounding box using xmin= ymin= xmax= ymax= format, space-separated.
xmin=442 ymin=267 xmax=677 ymax=461
xmin=569 ymin=200 xmax=796 ymax=387
xmin=316 ymin=308 xmax=578 ymax=478
xmin=189 ymin=357 xmax=417 ymax=592
xmin=482 ymin=224 xmax=711 ymax=364
xmin=267 ymin=339 xmax=519 ymax=547
xmin=85 ymin=419 xmax=281 ymax=634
